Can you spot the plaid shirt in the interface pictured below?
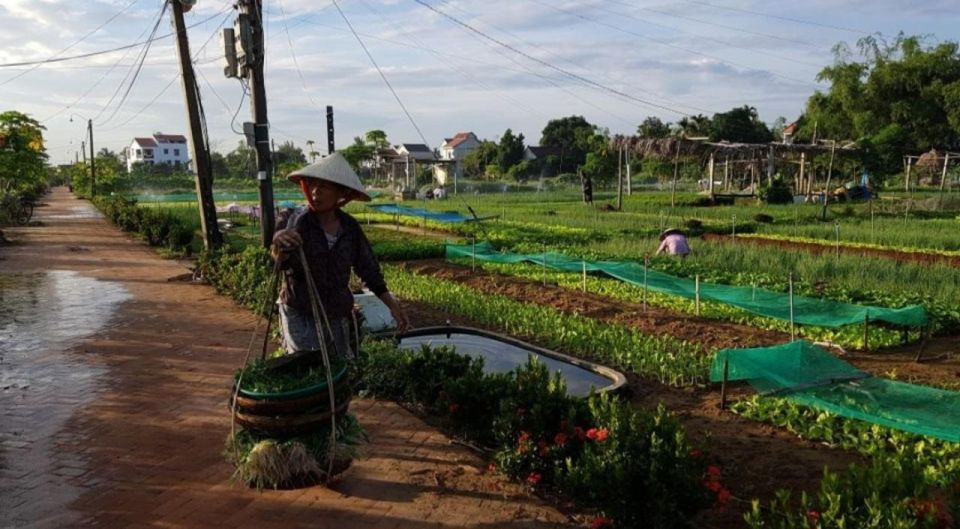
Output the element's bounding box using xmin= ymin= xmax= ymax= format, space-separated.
xmin=276 ymin=208 xmax=387 ymax=319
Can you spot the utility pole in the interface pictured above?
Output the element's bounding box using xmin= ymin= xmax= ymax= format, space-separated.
xmin=81 ymin=141 xmax=86 ymax=164
xmin=171 ymin=0 xmax=222 ymax=249
xmin=326 ymin=105 xmax=335 ymax=155
xmin=228 ymin=0 xmax=275 ymax=247
xmin=88 ymin=119 xmax=96 ymax=196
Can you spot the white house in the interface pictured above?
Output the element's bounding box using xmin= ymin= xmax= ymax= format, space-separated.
xmin=126 ymin=133 xmax=189 ymax=172
xmin=435 ymin=132 xmax=480 ymax=184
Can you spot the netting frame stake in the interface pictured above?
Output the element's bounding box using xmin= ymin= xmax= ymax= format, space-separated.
xmin=834 ymin=221 xmax=841 ymax=261
xmin=719 ymin=357 xmax=729 ymax=410
xmin=581 ymin=260 xmax=587 ymax=292
xmin=863 ymin=312 xmax=869 ymax=351
xmin=471 ymin=238 xmax=476 ymax=271
xmin=695 ymin=274 xmax=701 ymax=316
xmin=789 ymin=272 xmax=796 ymax=340
xmin=642 ymin=257 xmax=649 ymax=311
xmin=395 ymin=212 xmax=399 ymax=232
xmin=542 ymin=246 xmax=548 ymax=287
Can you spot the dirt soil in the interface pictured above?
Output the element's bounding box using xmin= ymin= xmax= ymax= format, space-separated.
xmin=400 ymin=300 xmax=860 ymax=529
xmin=397 ymin=260 xmax=788 ymax=352
xmin=703 ymin=233 xmax=960 ymax=267
xmin=0 ymin=188 xmax=579 ymax=529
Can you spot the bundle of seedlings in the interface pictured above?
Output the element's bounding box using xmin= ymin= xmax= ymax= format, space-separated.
xmin=226 ymin=350 xmax=366 ymax=489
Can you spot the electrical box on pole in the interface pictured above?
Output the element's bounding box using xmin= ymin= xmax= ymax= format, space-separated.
xmin=234 ymin=0 xmax=275 ymax=247
xmin=221 ymin=27 xmax=238 ymax=78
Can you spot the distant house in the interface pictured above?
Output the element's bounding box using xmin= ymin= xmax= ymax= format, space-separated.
xmin=396 ymin=143 xmax=436 ymax=161
xmin=126 ymin=133 xmax=189 ymax=172
xmin=782 ymin=122 xmax=798 ymax=145
xmin=436 ymin=132 xmax=480 ymax=184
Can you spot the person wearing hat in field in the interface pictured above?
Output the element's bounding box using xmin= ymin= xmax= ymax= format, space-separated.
xmin=271 ymin=153 xmax=410 ymax=358
xmin=656 ymin=228 xmax=691 ymax=257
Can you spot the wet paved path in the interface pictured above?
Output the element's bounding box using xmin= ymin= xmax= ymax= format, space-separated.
xmin=0 ymin=188 xmax=573 ymax=529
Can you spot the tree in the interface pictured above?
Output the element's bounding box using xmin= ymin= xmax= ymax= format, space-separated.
xmin=339 ymin=136 xmax=375 ymax=170
xmin=676 ymin=114 xmax=712 ymax=137
xmin=541 ymin=115 xmax=595 ymax=173
xmin=273 ymin=141 xmax=306 ymax=178
xmin=0 ymin=111 xmax=47 ymax=195
xmin=798 ymin=34 xmax=960 ymax=179
xmin=461 ymin=140 xmax=498 ymax=179
xmin=579 ymin=128 xmax=616 ymax=185
xmin=496 ymin=128 xmax=525 ymax=175
xmin=709 ymin=105 xmax=773 ymax=143
xmin=225 ymin=140 xmax=256 ymax=179
xmin=637 ymin=116 xmax=672 ymax=138
xmin=770 ymin=116 xmax=788 ymax=141
xmin=364 ymin=129 xmax=389 ymax=151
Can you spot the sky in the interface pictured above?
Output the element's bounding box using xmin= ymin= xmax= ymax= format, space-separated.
xmin=1 ymin=0 xmax=957 ymax=165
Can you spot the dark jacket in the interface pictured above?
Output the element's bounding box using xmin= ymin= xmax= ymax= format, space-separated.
xmin=276 ymin=208 xmax=388 ymax=319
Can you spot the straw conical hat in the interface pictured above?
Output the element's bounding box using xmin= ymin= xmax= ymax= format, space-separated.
xmin=287 ymin=153 xmax=371 ymax=202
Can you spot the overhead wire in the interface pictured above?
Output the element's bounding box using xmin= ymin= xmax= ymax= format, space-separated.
xmin=413 ymin=0 xmax=693 ymax=118
xmin=275 ymin=0 xmax=332 ymax=115
xmin=94 ymin=1 xmax=171 ymax=126
xmin=684 ymin=0 xmax=872 ymax=36
xmin=330 ymin=0 xmax=432 ymax=147
xmin=525 ymin=0 xmax=822 ymax=89
xmin=0 ymin=0 xmax=142 ymax=86
xmin=0 ymin=7 xmax=231 ymax=69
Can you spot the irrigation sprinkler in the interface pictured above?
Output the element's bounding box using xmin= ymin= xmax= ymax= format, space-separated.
xmin=581 ymin=260 xmax=587 ymax=292
xmin=642 ymin=257 xmax=649 ymax=311
xmin=789 ymin=273 xmax=796 ymax=341
xmin=695 ymin=275 xmax=701 ymax=316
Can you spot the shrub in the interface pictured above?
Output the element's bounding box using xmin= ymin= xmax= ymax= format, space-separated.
xmin=684 ymin=218 xmax=703 ymax=230
xmin=760 ymin=178 xmax=793 ymax=205
xmin=93 ymin=195 xmax=195 ymax=251
xmin=753 ymin=213 xmax=774 ymax=224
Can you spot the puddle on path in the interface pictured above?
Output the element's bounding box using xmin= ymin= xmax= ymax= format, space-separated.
xmin=0 ymin=271 xmax=131 ymax=528
xmin=41 ymin=202 xmax=102 ymax=220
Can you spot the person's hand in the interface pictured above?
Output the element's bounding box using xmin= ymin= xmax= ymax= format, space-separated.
xmin=380 ymin=292 xmax=411 ymax=333
xmin=273 ymin=228 xmax=302 ymax=253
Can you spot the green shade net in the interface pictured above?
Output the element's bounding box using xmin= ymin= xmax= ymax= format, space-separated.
xmin=447 ymin=242 xmax=927 ymax=329
xmin=711 ymin=341 xmax=960 ymax=442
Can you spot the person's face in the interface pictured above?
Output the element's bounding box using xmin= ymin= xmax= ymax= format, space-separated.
xmin=305 ymin=179 xmax=349 ymax=212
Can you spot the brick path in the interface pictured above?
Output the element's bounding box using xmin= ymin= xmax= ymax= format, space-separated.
xmin=0 ymin=188 xmax=575 ymax=529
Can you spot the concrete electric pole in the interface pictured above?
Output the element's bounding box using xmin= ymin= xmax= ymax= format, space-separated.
xmin=225 ymin=0 xmax=275 ymax=247
xmin=326 ymin=105 xmax=335 ymax=155
xmin=171 ymin=0 xmax=223 ymax=249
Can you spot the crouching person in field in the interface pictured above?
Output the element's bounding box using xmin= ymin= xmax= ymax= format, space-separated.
xmin=271 ymin=153 xmax=410 ymax=359
xmin=656 ymin=228 xmax=691 ymax=258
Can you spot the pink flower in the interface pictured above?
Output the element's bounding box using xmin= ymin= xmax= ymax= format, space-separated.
xmin=526 ymin=472 xmax=542 ymax=485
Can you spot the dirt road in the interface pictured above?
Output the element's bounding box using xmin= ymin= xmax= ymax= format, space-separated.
xmin=0 ymin=188 xmax=574 ymax=529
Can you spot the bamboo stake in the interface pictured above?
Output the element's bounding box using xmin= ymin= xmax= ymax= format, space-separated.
xmin=863 ymin=312 xmax=870 ymax=351
xmin=671 ymin=140 xmax=680 ymax=208
xmin=789 ymin=273 xmax=796 ymax=341
xmin=834 ymin=221 xmax=841 ymax=261
xmin=542 ymin=247 xmax=548 ymax=286
xmin=471 ymin=238 xmax=476 ymax=271
xmin=695 ymin=274 xmax=701 ymax=316
xmin=643 ymin=257 xmax=649 ymax=311
xmin=582 ymin=260 xmax=587 ymax=292
xmin=720 ymin=357 xmax=729 ymax=410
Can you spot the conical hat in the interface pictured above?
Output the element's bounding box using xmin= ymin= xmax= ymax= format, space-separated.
xmin=659 ymin=227 xmax=684 ymax=241
xmin=287 ymin=153 xmax=371 ymax=202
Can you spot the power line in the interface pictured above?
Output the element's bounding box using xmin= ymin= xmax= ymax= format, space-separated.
xmin=275 ymin=0 xmax=331 ymax=115
xmin=331 ymin=0 xmax=431 ymax=147
xmin=685 ymin=1 xmax=871 ymax=36
xmin=414 ymin=0 xmax=692 ymax=117
xmin=95 ymin=1 xmax=170 ymax=126
xmin=527 ymin=0 xmax=821 ymax=89
xmin=0 ymin=7 xmax=231 ymax=69
xmin=0 ymin=0 xmax=141 ymax=86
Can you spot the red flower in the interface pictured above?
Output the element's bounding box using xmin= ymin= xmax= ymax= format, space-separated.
xmin=586 ymin=427 xmax=609 ymax=442
xmin=538 ymin=440 xmax=549 ymax=457
xmin=573 ymin=427 xmax=585 ymax=441
xmin=716 ymin=487 xmax=732 ymax=505
xmin=704 ymin=479 xmax=722 ymax=492
xmin=590 ymin=516 xmax=613 ymax=529
xmin=554 ymin=432 xmax=568 ymax=446
xmin=487 ymin=463 xmax=497 ymax=473
xmin=448 ymin=403 xmax=459 ymax=414
xmin=706 ymin=465 xmax=722 ymax=479
xmin=688 ymin=448 xmax=702 ymax=459
xmin=526 ymin=472 xmax=542 ymax=485
xmin=518 ymin=431 xmax=531 ymax=443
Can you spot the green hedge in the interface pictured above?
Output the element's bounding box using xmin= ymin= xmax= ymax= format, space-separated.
xmin=93 ymin=195 xmax=194 ymax=251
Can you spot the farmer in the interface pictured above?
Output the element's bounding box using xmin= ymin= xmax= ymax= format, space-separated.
xmin=271 ymin=153 xmax=410 ymax=358
xmin=656 ymin=228 xmax=691 ymax=257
